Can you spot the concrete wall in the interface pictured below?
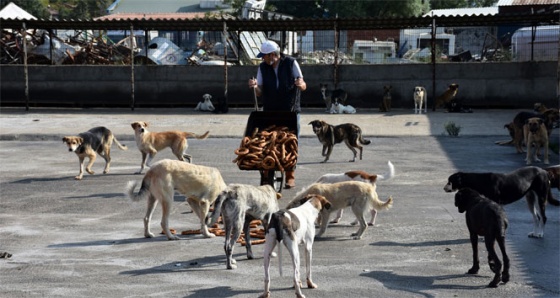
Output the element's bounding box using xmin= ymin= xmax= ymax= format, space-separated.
xmin=1 ymin=62 xmax=557 ymax=108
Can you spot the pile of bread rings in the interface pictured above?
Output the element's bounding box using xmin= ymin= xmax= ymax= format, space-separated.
xmin=234 ymin=125 xmax=298 ymax=171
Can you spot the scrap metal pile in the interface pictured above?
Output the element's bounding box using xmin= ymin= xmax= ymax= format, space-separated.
xmin=1 ymin=29 xmax=133 ymax=65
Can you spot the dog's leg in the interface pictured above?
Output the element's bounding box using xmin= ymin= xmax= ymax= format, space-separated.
xmin=350 ymin=205 xmax=367 ymax=240
xmin=343 ymin=140 xmax=358 ymax=162
xmin=187 ymin=197 xmax=215 ymax=238
xmin=316 ymin=212 xmax=330 ymax=237
xmin=526 ymin=191 xmax=544 ymax=238
xmin=304 ymin=240 xmax=317 ymax=290
xmin=100 ymin=145 xmax=111 ymax=174
xmin=146 ymin=148 xmax=158 ymax=167
xmin=467 ymin=232 xmax=480 ymax=274
xmin=136 ymin=152 xmax=148 ymax=174
xmin=85 ymin=152 xmax=96 ymax=175
xmin=243 ymin=216 xmax=255 ymax=260
xmin=160 ymin=193 xmax=180 ymax=240
xmin=286 ymin=239 xmax=305 ymax=298
xmin=224 ymin=212 xmax=242 ymax=269
xmin=330 ymin=209 xmax=343 ymax=224
xmin=368 ymin=209 xmax=378 ymax=226
xmin=143 ymin=195 xmax=158 ymax=238
xmin=484 ymin=236 xmax=502 ymax=288
xmin=75 ymin=156 xmax=85 ymax=180
xmin=543 ymin=140 xmax=549 ymax=164
xmin=259 ymin=232 xmax=278 ymax=298
xmin=321 ymin=145 xmax=332 ymax=163
xmin=497 ymin=235 xmax=510 ymax=284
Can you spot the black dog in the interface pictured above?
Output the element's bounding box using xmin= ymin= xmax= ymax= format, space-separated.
xmin=455 ymin=188 xmax=510 ymax=288
xmin=308 ymin=120 xmax=371 ymax=163
xmin=444 ymin=166 xmax=557 ymax=238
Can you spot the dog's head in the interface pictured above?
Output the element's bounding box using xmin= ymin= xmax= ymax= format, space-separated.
xmin=525 ymin=117 xmax=544 ymax=133
xmin=301 ymin=194 xmax=331 ymax=212
xmin=413 ymin=86 xmax=425 ymax=97
xmin=444 ymin=172 xmax=463 ymax=192
xmin=542 ymin=109 xmax=560 ymax=129
xmin=504 ymin=122 xmax=515 ymax=139
xmin=449 ymin=83 xmax=459 ymax=91
xmin=202 ymin=93 xmax=212 ymax=101
xmin=533 ymin=103 xmax=547 ymax=113
xmin=383 ymin=85 xmax=392 ymax=94
xmin=131 ymin=121 xmax=149 ymax=134
xmin=454 ymin=188 xmax=480 ymax=213
xmin=308 ymin=120 xmax=328 ymax=134
xmin=62 ymin=136 xmax=83 ymax=152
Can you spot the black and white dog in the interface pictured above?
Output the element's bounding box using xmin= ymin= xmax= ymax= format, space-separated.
xmin=454 ymin=188 xmax=510 ymax=288
xmin=444 ymin=166 xmax=557 ymax=238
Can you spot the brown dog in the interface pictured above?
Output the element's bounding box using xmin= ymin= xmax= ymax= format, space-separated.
xmin=435 ymin=83 xmax=459 ymax=109
xmin=62 ymin=126 xmax=127 ymax=180
xmin=308 ymin=120 xmax=371 ymax=163
xmin=545 ymin=165 xmax=560 ymax=202
xmin=131 ymin=121 xmax=209 ymax=174
xmin=533 ymin=103 xmax=548 ymax=114
xmin=495 ymin=122 xmax=516 ymax=146
xmin=524 ymin=117 xmax=549 ymax=165
xmin=379 ymin=85 xmax=392 ymax=112
xmin=512 ymin=108 xmax=559 ymax=153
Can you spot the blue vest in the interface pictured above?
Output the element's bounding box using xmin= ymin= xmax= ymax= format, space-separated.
xmin=259 ymin=55 xmax=300 ymax=113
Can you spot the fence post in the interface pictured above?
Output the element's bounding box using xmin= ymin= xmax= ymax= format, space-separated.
xmin=431 ymin=15 xmax=436 ymax=111
xmin=22 ymin=22 xmax=29 ymax=111
xmin=223 ymin=21 xmax=228 ymax=103
xmin=334 ymin=18 xmax=339 ymax=89
xmin=130 ymin=24 xmax=135 ymax=111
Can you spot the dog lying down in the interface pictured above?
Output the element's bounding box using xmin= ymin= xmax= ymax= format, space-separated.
xmin=287 ymin=181 xmax=393 ymax=240
xmin=316 ymin=160 xmax=395 ymax=226
xmin=454 ymin=188 xmax=510 ymax=288
xmin=206 ymin=183 xmax=280 ymax=269
xmin=194 ymin=93 xmax=215 ymax=112
xmin=259 ymin=194 xmax=331 ymax=298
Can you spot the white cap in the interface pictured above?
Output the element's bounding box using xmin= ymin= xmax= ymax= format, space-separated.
xmin=257 ymin=40 xmax=279 ymax=58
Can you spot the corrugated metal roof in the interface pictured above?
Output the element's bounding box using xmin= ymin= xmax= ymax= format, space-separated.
xmin=1 ymin=12 xmax=557 ymax=31
xmin=424 ymin=7 xmax=499 ymax=17
xmin=96 ymin=12 xmax=215 ymax=20
xmin=498 ymin=0 xmax=560 ymax=5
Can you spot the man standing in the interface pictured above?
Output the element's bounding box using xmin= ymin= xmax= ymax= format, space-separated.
xmin=248 ymin=40 xmax=307 ymax=189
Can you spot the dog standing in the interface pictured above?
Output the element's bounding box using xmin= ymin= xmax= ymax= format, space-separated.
xmin=287 ymin=181 xmax=393 ymax=240
xmin=194 ymin=93 xmax=215 ymax=112
xmin=316 ymin=160 xmax=395 ymax=226
xmin=62 ymin=126 xmax=127 ymax=180
xmin=320 ymin=83 xmax=348 ymax=113
xmin=454 ymin=188 xmax=510 ymax=288
xmin=308 ymin=120 xmax=371 ymax=163
xmin=435 ymin=83 xmax=459 ymax=109
xmin=524 ymin=117 xmax=549 ymax=165
xmin=512 ymin=109 xmax=559 ymax=153
xmin=259 ymin=194 xmax=331 ymax=298
xmin=206 ymin=184 xmax=280 ymax=269
xmin=413 ymin=86 xmax=427 ymax=114
xmin=380 ymin=85 xmax=392 ymax=112
xmin=125 ymin=159 xmax=227 ymax=240
xmin=130 ymin=121 xmax=209 ymax=174
xmin=444 ymin=166 xmax=558 ymax=238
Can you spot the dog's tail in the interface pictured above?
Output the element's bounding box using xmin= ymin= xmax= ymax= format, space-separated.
xmin=377 ymin=161 xmax=395 ymax=181
xmin=359 ymin=132 xmax=371 ymax=145
xmin=268 ymin=211 xmax=286 ymax=276
xmin=371 ymin=195 xmax=393 ymax=211
xmin=547 ymin=191 xmax=560 ymax=206
xmin=206 ymin=190 xmax=227 ymax=226
xmin=112 ymin=135 xmax=128 ymax=151
xmin=185 ymin=131 xmax=210 ymax=140
xmin=125 ymin=180 xmax=151 ymax=202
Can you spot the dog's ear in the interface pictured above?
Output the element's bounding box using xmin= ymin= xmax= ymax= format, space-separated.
xmin=276 ymin=193 xmax=282 ymax=200
xmin=62 ymin=137 xmax=68 ymax=143
xmin=143 ymin=121 xmax=149 ymax=127
xmin=77 ymin=137 xmax=84 ymax=145
xmin=131 ymin=122 xmax=138 ymax=129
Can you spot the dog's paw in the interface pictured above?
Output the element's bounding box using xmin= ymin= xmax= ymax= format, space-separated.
xmin=467 ymin=267 xmax=479 ymax=274
xmin=167 ymin=235 xmax=180 ymax=240
xmin=306 ymin=278 xmax=318 ymax=289
xmin=258 ymin=291 xmax=271 ymax=298
xmin=103 ymin=170 xmax=109 ymax=174
xmin=145 ymin=232 xmax=155 ymax=238
xmin=501 ymin=272 xmax=510 ymax=284
xmin=86 ymin=169 xmax=95 ymax=175
xmin=528 ymin=232 xmax=543 ymax=238
xmin=74 ymin=175 xmax=83 ymax=180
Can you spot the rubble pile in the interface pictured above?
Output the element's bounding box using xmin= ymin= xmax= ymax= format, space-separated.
xmin=1 ymin=29 xmax=133 ymax=65
xmin=298 ymin=49 xmax=354 ymax=64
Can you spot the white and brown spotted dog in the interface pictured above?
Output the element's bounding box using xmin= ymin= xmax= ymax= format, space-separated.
xmin=62 ymin=126 xmax=127 ymax=180
xmin=206 ymin=184 xmax=281 ymax=269
xmin=524 ymin=117 xmax=549 ymax=165
xmin=194 ymin=93 xmax=215 ymax=112
xmin=125 ymin=159 xmax=227 ymax=240
xmin=413 ymin=86 xmax=427 ymax=114
xmin=316 ymin=161 xmax=395 ymax=226
xmin=259 ymin=194 xmax=331 ymax=298
xmin=287 ymin=181 xmax=393 ymax=240
xmin=130 ymin=121 xmax=209 ymax=174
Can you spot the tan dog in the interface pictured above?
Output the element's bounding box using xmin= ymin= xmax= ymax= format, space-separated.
xmin=533 ymin=103 xmax=548 ymax=113
xmin=125 ymin=159 xmax=227 ymax=240
xmin=130 ymin=121 xmax=209 ymax=174
xmin=495 ymin=122 xmax=515 ymax=146
xmin=524 ymin=117 xmax=549 ymax=165
xmin=287 ymin=181 xmax=393 ymax=240
xmin=62 ymin=126 xmax=127 ymax=180
xmin=435 ymin=83 xmax=459 ymax=109
xmin=512 ymin=109 xmax=559 ymax=153
xmin=379 ymin=85 xmax=392 ymax=112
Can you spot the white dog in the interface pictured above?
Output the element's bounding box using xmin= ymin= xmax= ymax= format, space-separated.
xmin=259 ymin=194 xmax=331 ymax=298
xmin=125 ymin=159 xmax=227 ymax=240
xmin=330 ymin=101 xmax=356 ymax=114
xmin=316 ymin=160 xmax=395 ymax=226
xmin=287 ymin=181 xmax=393 ymax=240
xmin=413 ymin=86 xmax=427 ymax=114
xmin=206 ymin=184 xmax=280 ymax=269
xmin=194 ymin=93 xmax=215 ymax=112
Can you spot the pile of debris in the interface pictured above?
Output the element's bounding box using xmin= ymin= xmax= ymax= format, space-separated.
xmin=1 ymin=29 xmax=134 ymax=65
xmin=298 ymin=49 xmax=355 ymax=65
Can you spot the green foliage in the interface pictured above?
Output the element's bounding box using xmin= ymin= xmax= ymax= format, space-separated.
xmin=269 ymin=0 xmax=429 ymax=18
xmin=444 ymin=121 xmax=461 ymax=137
xmin=430 ymin=0 xmax=498 ymax=10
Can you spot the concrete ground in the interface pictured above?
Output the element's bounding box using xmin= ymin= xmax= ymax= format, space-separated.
xmin=0 ymin=107 xmax=558 ymax=298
